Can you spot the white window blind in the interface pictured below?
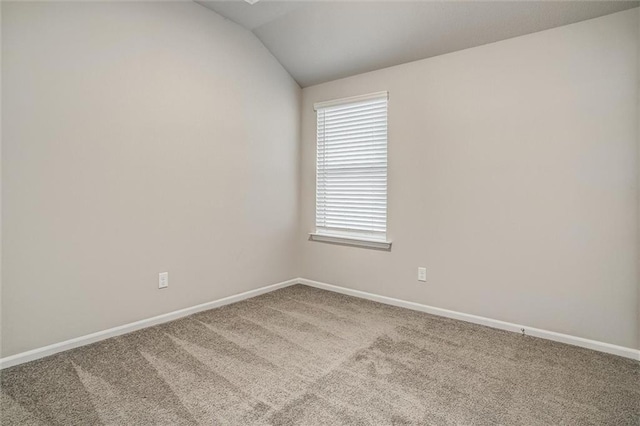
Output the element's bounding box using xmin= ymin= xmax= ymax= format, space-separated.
xmin=314 ymin=92 xmax=388 ymax=243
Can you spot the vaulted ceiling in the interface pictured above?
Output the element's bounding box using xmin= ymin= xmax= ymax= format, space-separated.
xmin=196 ymin=1 xmax=639 ymax=87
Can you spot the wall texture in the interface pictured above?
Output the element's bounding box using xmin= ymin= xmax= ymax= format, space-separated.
xmin=300 ymin=10 xmax=639 ymax=349
xmin=1 ymin=2 xmax=301 ymax=357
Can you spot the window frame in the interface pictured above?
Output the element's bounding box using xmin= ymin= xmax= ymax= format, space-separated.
xmin=310 ymin=91 xmax=391 ymax=251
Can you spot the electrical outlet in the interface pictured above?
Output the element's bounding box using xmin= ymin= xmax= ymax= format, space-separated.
xmin=159 ymin=272 xmax=169 ymax=289
xmin=417 ymin=267 xmax=427 ymax=282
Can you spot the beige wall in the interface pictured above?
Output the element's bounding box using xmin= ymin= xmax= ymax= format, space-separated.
xmin=2 ymin=4 xmax=638 ymax=358
xmin=1 ymin=1 xmax=301 ymax=357
xmin=300 ymin=10 xmax=639 ymax=349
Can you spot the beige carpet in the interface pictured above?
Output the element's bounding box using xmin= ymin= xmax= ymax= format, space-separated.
xmin=1 ymin=284 xmax=638 ymax=425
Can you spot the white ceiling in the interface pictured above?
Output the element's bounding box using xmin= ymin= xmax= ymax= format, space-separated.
xmin=196 ymin=1 xmax=639 ymax=87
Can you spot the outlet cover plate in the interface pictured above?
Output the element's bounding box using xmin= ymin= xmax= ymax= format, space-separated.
xmin=418 ymin=267 xmax=427 ymax=282
xmin=159 ymin=272 xmax=169 ymax=289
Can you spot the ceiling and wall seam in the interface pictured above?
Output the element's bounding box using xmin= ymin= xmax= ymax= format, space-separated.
xmin=196 ymin=1 xmax=639 ymax=87
xmin=193 ymin=0 xmax=302 ymax=88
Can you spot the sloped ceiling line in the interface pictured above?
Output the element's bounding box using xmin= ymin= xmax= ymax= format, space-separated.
xmin=196 ymin=1 xmax=639 ymax=87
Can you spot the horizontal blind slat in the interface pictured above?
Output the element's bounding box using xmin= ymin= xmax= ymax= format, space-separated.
xmin=318 ymin=215 xmax=387 ymax=221
xmin=317 ymin=208 xmax=387 ymax=215
xmin=318 ymin=112 xmax=387 ymax=127
xmin=320 ymin=126 xmax=387 ymax=138
xmin=321 ymin=148 xmax=387 ymax=157
xmin=317 ymin=202 xmax=387 ymax=208
xmin=319 ymin=136 xmax=388 ymax=146
xmin=322 ymin=120 xmax=387 ymax=132
xmin=323 ymin=100 xmax=387 ymax=115
xmin=318 ymin=223 xmax=387 ymax=232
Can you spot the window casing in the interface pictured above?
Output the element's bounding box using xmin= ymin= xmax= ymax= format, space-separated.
xmin=313 ymin=92 xmax=389 ymax=248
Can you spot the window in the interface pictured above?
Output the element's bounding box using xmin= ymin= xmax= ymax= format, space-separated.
xmin=311 ymin=91 xmax=390 ymax=250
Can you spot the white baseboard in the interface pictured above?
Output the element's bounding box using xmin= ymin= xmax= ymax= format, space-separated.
xmin=298 ymin=278 xmax=640 ymax=361
xmin=0 ymin=278 xmax=299 ymax=370
xmin=2 ymin=277 xmax=638 ymax=369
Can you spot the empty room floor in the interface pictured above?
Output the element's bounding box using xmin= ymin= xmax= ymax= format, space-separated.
xmin=1 ymin=284 xmax=638 ymax=425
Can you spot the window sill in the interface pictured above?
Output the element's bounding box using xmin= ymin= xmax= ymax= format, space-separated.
xmin=309 ymin=233 xmax=392 ymax=251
